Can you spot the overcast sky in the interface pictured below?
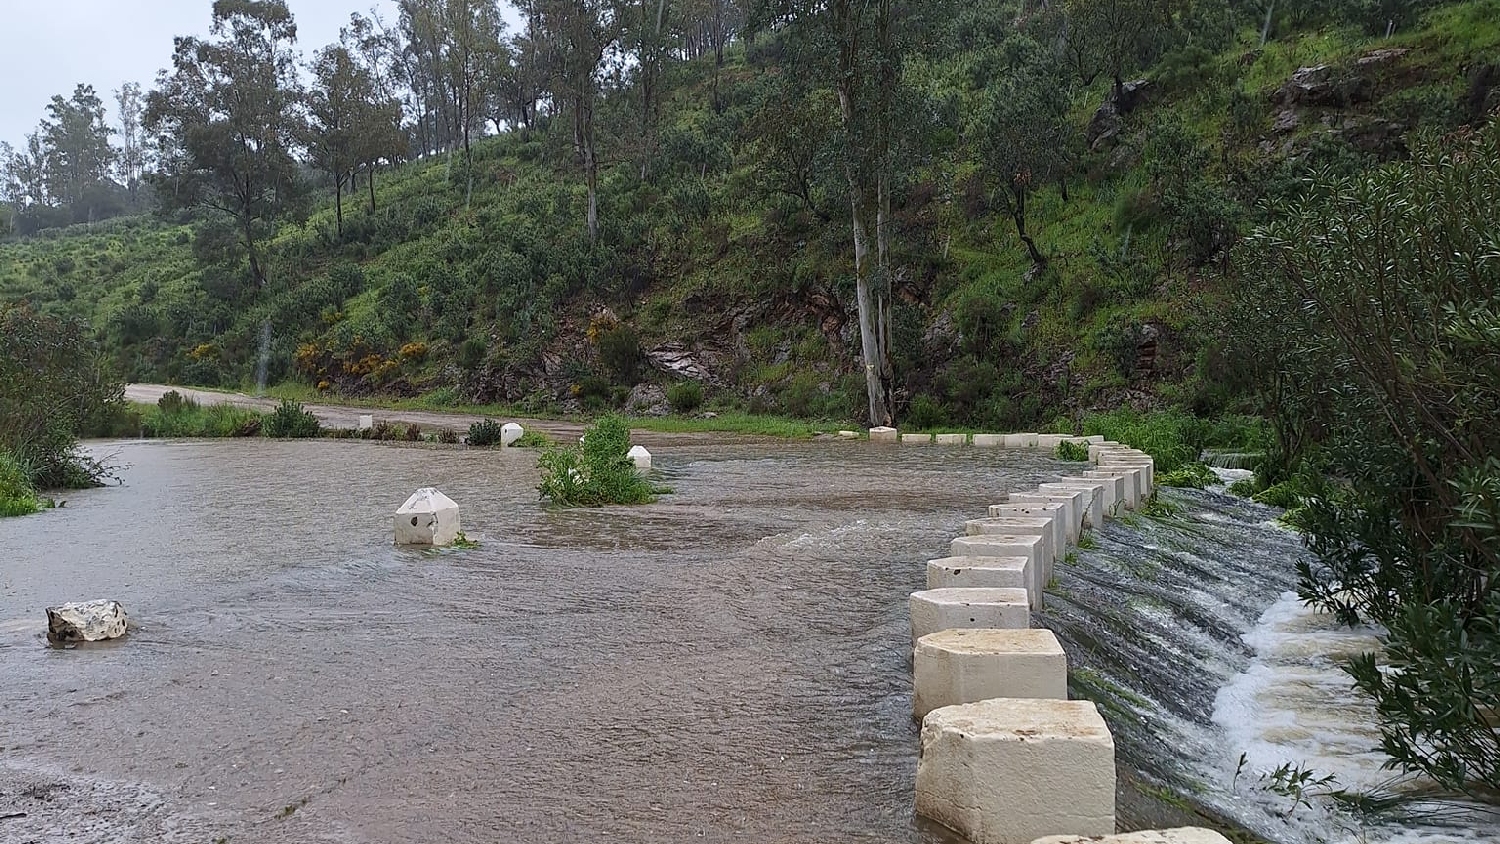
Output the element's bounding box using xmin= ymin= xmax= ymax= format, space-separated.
xmin=0 ymin=0 xmax=413 ymax=149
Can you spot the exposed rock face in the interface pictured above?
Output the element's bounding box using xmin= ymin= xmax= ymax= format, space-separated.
xmin=1086 ymin=80 xmax=1152 ymax=150
xmin=624 ymin=383 xmax=669 ymax=417
xmin=645 ymin=343 xmax=712 ymax=382
xmin=46 ymin=600 xmax=129 ymax=644
xmin=1273 ymin=64 xmax=1372 ymax=108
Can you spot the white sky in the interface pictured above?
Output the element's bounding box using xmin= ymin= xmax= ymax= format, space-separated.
xmin=0 ymin=1 xmax=519 ymax=149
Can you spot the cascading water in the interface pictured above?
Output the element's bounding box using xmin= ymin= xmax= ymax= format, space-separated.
xmin=1039 ymin=474 xmax=1500 ymax=843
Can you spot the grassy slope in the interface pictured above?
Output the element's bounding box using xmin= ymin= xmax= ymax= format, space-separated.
xmin=2 ymin=1 xmax=1496 ymax=429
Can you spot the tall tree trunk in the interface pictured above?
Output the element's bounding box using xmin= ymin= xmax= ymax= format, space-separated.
xmin=368 ymin=163 xmax=377 ymax=212
xmin=837 ymin=96 xmax=893 ymax=427
xmin=582 ymin=99 xmax=599 ymax=244
xmin=334 ymin=175 xmax=344 ymax=239
xmin=1011 ymin=187 xmax=1045 ymax=267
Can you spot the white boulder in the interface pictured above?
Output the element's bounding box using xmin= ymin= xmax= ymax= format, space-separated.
xmin=628 ymin=445 xmax=653 ymax=471
xmin=46 ymin=600 xmax=129 ymax=644
xmin=917 ymin=698 xmax=1115 ymax=844
xmin=501 ymin=423 xmax=525 ymax=447
xmin=395 ymin=487 xmax=461 ymax=547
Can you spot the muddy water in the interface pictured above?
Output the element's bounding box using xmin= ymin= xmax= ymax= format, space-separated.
xmin=0 ymin=439 xmax=1060 ymax=844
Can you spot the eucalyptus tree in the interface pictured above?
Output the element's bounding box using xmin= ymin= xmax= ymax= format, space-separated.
xmin=114 ymin=83 xmax=148 ymax=203
xmin=40 ymin=85 xmax=115 ymax=216
xmin=144 ymin=0 xmax=304 ymax=290
xmin=306 ymin=45 xmax=376 ymax=236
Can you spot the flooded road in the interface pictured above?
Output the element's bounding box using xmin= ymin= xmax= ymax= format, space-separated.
xmin=0 ymin=438 xmax=1060 ymax=843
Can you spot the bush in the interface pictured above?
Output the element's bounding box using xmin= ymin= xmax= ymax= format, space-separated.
xmin=666 ymin=381 xmax=704 ymax=415
xmin=513 ymin=429 xmax=550 ymax=449
xmin=0 ymin=450 xmax=41 ymax=518
xmin=538 ymin=415 xmax=662 ymax=506
xmin=142 ymin=402 xmax=264 ymax=438
xmin=262 ymin=400 xmax=321 ymax=439
xmin=1055 ymin=441 xmax=1090 ymax=462
xmin=468 ymin=418 xmax=505 ymax=447
xmin=157 ymin=390 xmax=199 ymax=415
xmin=1158 ymin=462 xmax=1219 ymax=489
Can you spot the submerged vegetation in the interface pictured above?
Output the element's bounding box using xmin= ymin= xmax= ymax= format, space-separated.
xmin=538 ymin=415 xmax=664 ymax=507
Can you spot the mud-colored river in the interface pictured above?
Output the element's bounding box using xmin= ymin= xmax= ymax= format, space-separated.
xmin=1 ymin=438 xmax=1060 ymax=844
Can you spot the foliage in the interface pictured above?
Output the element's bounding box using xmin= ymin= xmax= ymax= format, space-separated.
xmin=1055 ymin=440 xmax=1091 ymax=462
xmin=537 ymin=415 xmax=662 ymax=506
xmin=467 ymin=418 xmax=506 ymax=447
xmin=0 ymin=449 xmax=42 ymax=517
xmin=0 ymin=302 xmax=120 ymax=489
xmin=1157 ymin=462 xmax=1218 ymax=489
xmin=262 ymin=399 xmax=321 ymax=439
xmin=1226 ymin=477 xmax=1259 ymax=498
xmin=511 ymin=429 xmax=551 ymax=449
xmin=1235 ymin=130 xmax=1500 ymax=796
xmin=666 ymin=381 xmax=704 ymax=415
xmin=143 ymin=400 xmax=264 ymax=438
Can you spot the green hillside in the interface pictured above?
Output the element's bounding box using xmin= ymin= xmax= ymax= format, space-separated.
xmin=3 ymin=0 xmax=1498 ymax=429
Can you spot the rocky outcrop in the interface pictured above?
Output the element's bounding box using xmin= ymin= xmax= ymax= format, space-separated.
xmin=46 ymin=600 xmax=129 ymax=644
xmin=1086 ymin=80 xmax=1153 ymax=150
xmin=624 ymin=383 xmax=669 ymax=417
xmin=645 ymin=343 xmax=712 ymax=382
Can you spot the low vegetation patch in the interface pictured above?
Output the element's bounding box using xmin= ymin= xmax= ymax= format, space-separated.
xmin=0 ymin=450 xmax=42 ymax=518
xmin=538 ymin=415 xmax=666 ymax=507
xmin=141 ymin=392 xmax=265 ymax=438
xmin=1158 ymin=463 xmax=1220 ymax=489
xmin=467 ymin=419 xmax=505 ymax=447
xmin=262 ymin=400 xmax=321 ymax=439
xmin=1055 ymin=440 xmax=1090 ymax=462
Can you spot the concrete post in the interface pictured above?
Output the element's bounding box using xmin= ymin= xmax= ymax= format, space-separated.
xmin=909 ymin=588 xmax=1030 ymax=643
xmin=913 ymin=628 xmax=1067 ymax=719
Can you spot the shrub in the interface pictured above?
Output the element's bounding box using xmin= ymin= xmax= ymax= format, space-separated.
xmin=906 ymin=394 xmax=948 ymax=431
xmin=595 ymin=324 xmax=644 ymax=385
xmin=538 ymin=415 xmax=662 ymax=506
xmin=262 ymin=400 xmax=321 ymax=439
xmin=438 ymin=429 xmax=460 ymax=444
xmin=666 ymin=381 xmax=704 ymax=415
xmin=513 ymin=430 xmax=550 ymax=449
xmin=0 ymin=450 xmax=41 ymax=518
xmin=468 ymin=418 xmax=505 ymax=447
xmin=1158 ymin=463 xmax=1219 ymax=489
xmin=157 ymin=390 xmax=199 ymax=415
xmin=1055 ymin=441 xmax=1090 ymax=462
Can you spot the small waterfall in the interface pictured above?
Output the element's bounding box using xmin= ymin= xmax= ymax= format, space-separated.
xmin=1039 ymin=487 xmax=1500 ymax=843
xmin=253 ymin=320 xmax=272 ymax=396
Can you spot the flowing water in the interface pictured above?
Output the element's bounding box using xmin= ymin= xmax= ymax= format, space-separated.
xmin=0 ymin=438 xmax=1060 ymax=843
xmin=3 ymin=440 xmax=1496 ymax=844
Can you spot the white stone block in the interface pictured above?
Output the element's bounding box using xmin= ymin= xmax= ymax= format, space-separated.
xmin=1034 ymin=434 xmax=1068 ymax=449
xmin=1061 ymin=475 xmax=1124 ymax=517
xmin=45 ymin=600 xmax=128 ymax=644
xmin=1032 ymin=829 xmax=1232 ymax=844
xmin=950 ymin=533 xmax=1046 ymax=572
xmin=1005 ymin=492 xmax=1083 ymax=544
xmin=972 ymin=434 xmax=1003 ymax=447
xmin=1039 ymin=482 xmax=1104 ymax=529
xmin=501 ymin=422 xmax=525 ymax=447
xmin=903 ymin=433 xmax=933 ymax=444
xmin=1098 ymin=456 xmax=1155 ymax=495
xmin=1087 ymin=468 xmax=1141 ymax=510
xmin=395 ymin=487 xmax=461 ymax=547
xmin=358 ymin=414 xmax=374 ymax=431
xmin=627 ymin=445 xmax=652 ymax=471
xmin=963 ymin=517 xmax=1057 ymax=590
xmin=926 ymin=556 xmax=1033 ymax=601
xmin=916 ymin=699 xmax=1115 ymax=844
xmin=837 ymin=430 xmax=861 ymax=439
xmin=1003 ymin=432 xmax=1040 ymax=449
xmin=1087 ymin=442 xmax=1127 ymax=461
xmin=913 ymin=628 xmax=1067 ymax=718
xmin=988 ymin=503 xmax=1069 ymax=556
xmin=934 ymin=433 xmax=967 ymax=446
xmin=869 ymin=426 xmax=899 ymax=443
xmin=1083 ymin=435 xmax=1107 ymax=444
xmin=910 ymin=588 xmax=1029 ymax=643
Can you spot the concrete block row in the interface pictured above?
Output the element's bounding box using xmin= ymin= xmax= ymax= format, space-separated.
xmin=866 ymin=428 xmax=1099 ymax=451
xmin=905 ymin=434 xmax=1161 ymax=844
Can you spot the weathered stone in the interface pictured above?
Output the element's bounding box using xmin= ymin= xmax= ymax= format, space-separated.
xmin=988 ymin=503 xmax=1069 ymax=557
xmin=1034 ymin=434 xmax=1067 ymax=449
xmin=628 ymin=445 xmax=652 ymax=471
xmin=501 ymin=423 xmax=525 ymax=447
xmin=1032 ymin=828 xmax=1231 ymax=844
xmin=1086 ymin=468 xmax=1142 ymax=511
xmin=1039 ymin=483 xmax=1104 ymax=529
xmin=624 ymin=383 xmax=670 ymax=417
xmin=1273 ymin=64 xmax=1371 ymax=107
xmin=934 ymin=433 xmax=967 ymax=446
xmin=837 ymin=430 xmax=861 ymax=439
xmin=645 ymin=342 xmax=712 ymax=381
xmin=869 ymin=426 xmax=899 ymax=443
xmin=917 ymin=699 xmax=1115 ymax=844
xmin=1273 ymin=108 xmax=1301 ymax=133
xmin=358 ymin=414 xmax=374 ymax=431
xmin=1062 ymin=475 xmax=1125 ymax=517
xmin=950 ymin=534 xmax=1047 ymax=574
xmin=46 ymin=600 xmax=129 ymax=644
xmin=913 ymin=628 xmax=1067 ymax=719
xmin=1005 ymin=492 xmax=1084 ymax=544
xmin=903 ymin=433 xmax=934 ymax=444
xmin=394 ymin=487 xmax=461 ymax=547
xmin=926 ymin=556 xmax=1033 ymax=598
xmin=1357 ymin=47 xmax=1409 ymax=68
xmin=964 ymin=517 xmax=1058 ymax=591
xmin=910 ymin=588 xmax=1029 ymax=643
xmin=1098 ymin=455 xmax=1155 ymax=495
xmin=1086 ymin=79 xmax=1153 ymax=150
xmin=972 ymin=434 xmax=1004 ymax=447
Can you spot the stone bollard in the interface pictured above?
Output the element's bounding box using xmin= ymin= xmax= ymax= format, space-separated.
xmin=869 ymin=426 xmax=899 ymax=443
xmin=46 ymin=600 xmax=129 ymax=644
xmin=926 ymin=556 xmax=1032 ymax=593
xmin=1059 ymin=475 xmax=1124 ymax=518
xmin=987 ymin=503 xmax=1069 ymax=558
xmin=358 ymin=414 xmax=374 ymax=431
xmin=963 ymin=517 xmax=1059 ymax=595
xmin=395 ymin=488 xmax=461 ymax=547
xmin=501 ymin=423 xmax=525 ymax=447
xmin=910 ymin=588 xmax=1029 ymax=643
xmin=916 ymin=698 xmax=1115 ymax=844
xmin=1038 ymin=483 xmax=1104 ymax=530
xmin=1001 ymin=493 xmax=1083 ymax=545
xmin=627 ymin=445 xmax=652 ymax=471
xmin=1086 ymin=468 xmax=1143 ymax=511
xmin=1031 ymin=829 xmax=1232 ymax=844
xmin=949 ymin=534 xmax=1047 ymax=577
xmin=913 ymin=628 xmax=1067 ymax=719
xmin=1099 ymin=455 xmax=1155 ymax=496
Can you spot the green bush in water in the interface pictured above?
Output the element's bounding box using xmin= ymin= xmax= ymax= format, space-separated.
xmin=262 ymin=400 xmax=321 ymax=439
xmin=538 ymin=415 xmax=663 ymax=506
xmin=468 ymin=418 xmax=505 ymax=447
xmin=1158 ymin=462 xmax=1219 ymax=489
xmin=0 ymin=450 xmax=41 ymax=517
xmin=1055 ymin=440 xmax=1090 ymax=462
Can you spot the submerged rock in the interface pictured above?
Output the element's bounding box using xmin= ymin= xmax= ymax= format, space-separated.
xmin=46 ymin=600 xmax=128 ymax=644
